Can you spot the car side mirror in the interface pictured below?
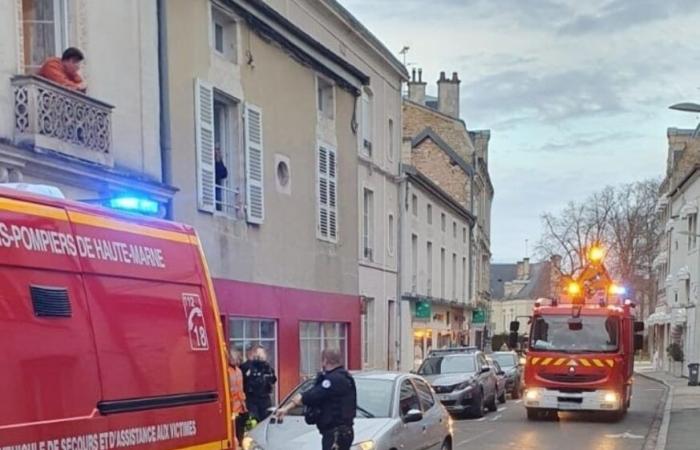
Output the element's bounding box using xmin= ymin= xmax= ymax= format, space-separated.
xmin=509 ymin=321 xmax=520 ymax=332
xmin=481 ymin=366 xmax=491 ymax=374
xmin=403 ymin=408 xmax=423 ymax=423
xmin=498 ymin=370 xmax=505 ymax=376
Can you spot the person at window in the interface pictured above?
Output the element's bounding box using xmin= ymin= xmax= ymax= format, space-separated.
xmin=274 ymin=349 xmax=356 ymax=450
xmin=37 ymin=47 xmax=87 ymax=93
xmin=228 ymin=350 xmax=247 ymax=447
xmin=241 ymin=345 xmax=277 ymax=422
xmin=215 ymin=144 xmax=228 ymax=211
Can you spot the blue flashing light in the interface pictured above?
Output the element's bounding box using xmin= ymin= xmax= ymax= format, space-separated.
xmin=108 ymin=196 xmax=159 ymax=215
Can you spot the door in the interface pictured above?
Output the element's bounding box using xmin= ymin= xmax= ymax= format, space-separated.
xmin=397 ymin=379 xmax=427 ymax=449
xmin=477 ymin=353 xmax=496 ymax=401
xmin=413 ymin=378 xmax=446 ymax=450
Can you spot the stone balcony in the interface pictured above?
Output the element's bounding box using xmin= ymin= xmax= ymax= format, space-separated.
xmin=12 ymin=75 xmax=114 ymax=167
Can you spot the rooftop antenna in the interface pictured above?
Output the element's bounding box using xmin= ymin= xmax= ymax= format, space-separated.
xmin=399 ymin=46 xmax=410 ymax=66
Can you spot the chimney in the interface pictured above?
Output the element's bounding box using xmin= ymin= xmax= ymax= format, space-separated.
xmin=437 ymin=71 xmax=460 ymax=118
xmin=407 ymin=68 xmax=427 ymax=105
xmin=522 ymin=257 xmax=530 ymax=279
xmin=516 ymin=260 xmax=524 ymax=279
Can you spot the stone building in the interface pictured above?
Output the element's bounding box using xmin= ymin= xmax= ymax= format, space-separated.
xmin=490 ymin=258 xmax=559 ymax=337
xmin=401 ymin=69 xmax=494 ymax=352
xmin=649 ymin=128 xmax=700 ymax=375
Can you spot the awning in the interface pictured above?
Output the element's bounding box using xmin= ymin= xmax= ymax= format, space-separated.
xmin=681 ymin=203 xmax=698 ymax=218
xmin=646 ymin=311 xmax=671 ymax=325
xmin=672 ymin=307 xmax=687 ymax=325
xmin=653 ymin=251 xmax=668 ymax=268
xmin=677 ymin=266 xmax=691 ymax=280
xmin=665 ymin=219 xmax=675 ymax=232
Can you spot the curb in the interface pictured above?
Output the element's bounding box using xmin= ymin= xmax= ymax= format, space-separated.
xmin=636 ymin=371 xmax=673 ymax=450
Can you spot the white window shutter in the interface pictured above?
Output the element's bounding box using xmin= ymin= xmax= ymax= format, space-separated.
xmin=245 ymin=103 xmax=264 ymax=224
xmin=194 ymin=78 xmax=215 ymax=213
xmin=318 ymin=146 xmax=338 ymax=241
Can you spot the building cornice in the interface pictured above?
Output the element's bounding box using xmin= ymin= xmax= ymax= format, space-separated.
xmin=224 ymin=0 xmax=369 ymax=94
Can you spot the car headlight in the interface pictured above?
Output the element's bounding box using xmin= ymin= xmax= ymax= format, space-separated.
xmin=351 ymin=441 xmax=375 ymax=450
xmin=241 ymin=436 xmax=265 ymax=450
xmin=524 ymin=388 xmax=542 ymax=401
xmin=603 ymin=391 xmax=618 ymax=404
xmin=455 ymin=380 xmax=473 ymax=391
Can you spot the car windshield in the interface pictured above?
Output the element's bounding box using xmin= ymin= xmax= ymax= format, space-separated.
xmin=418 ymin=354 xmax=476 ymax=375
xmin=530 ymin=315 xmax=619 ymax=353
xmin=492 ymin=353 xmax=517 ymax=368
xmin=281 ymin=377 xmax=393 ymax=418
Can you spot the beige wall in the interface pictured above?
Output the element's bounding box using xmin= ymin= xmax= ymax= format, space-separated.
xmin=267 ymin=0 xmax=406 ymax=368
xmin=0 ymin=0 xmax=162 ymax=183
xmin=166 ymin=0 xmax=358 ymax=295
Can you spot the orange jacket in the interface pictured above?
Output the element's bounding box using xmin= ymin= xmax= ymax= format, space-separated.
xmin=228 ymin=366 xmax=247 ymax=415
xmin=37 ymin=57 xmax=84 ymax=91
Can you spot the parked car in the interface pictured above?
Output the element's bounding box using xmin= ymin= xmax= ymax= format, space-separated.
xmin=491 ymin=351 xmax=523 ymax=399
xmin=244 ymin=371 xmax=453 ymax=450
xmin=417 ymin=349 xmax=498 ymax=418
xmin=486 ymin=357 xmax=507 ymax=404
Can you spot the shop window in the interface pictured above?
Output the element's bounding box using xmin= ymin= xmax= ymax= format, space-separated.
xmin=299 ymin=321 xmax=347 ymax=380
xmin=229 ymin=318 xmax=278 ymax=400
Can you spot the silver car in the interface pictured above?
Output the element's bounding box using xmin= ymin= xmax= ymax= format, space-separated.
xmin=243 ymin=371 xmax=453 ymax=450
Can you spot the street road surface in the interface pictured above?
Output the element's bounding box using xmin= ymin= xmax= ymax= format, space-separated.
xmin=451 ymin=376 xmax=665 ymax=450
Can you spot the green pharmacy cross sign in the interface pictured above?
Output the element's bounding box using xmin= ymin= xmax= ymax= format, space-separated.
xmin=472 ymin=309 xmax=486 ymax=324
xmin=415 ymin=300 xmax=432 ymax=319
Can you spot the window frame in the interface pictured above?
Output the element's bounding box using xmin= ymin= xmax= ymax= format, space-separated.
xmin=210 ymin=3 xmax=239 ymax=64
xmin=299 ymin=321 xmax=348 ymax=380
xmin=316 ymin=75 xmax=335 ymax=121
xmin=212 ymin=93 xmax=240 ymax=217
xmin=398 ymin=378 xmax=421 ymax=418
xmin=411 ymin=378 xmax=436 ymax=412
xmin=228 ymin=317 xmax=279 ymax=400
xmin=22 ymin=0 xmax=69 ymax=73
xmin=362 ymin=187 xmax=375 ymax=261
xmin=317 ymin=144 xmax=338 ymax=242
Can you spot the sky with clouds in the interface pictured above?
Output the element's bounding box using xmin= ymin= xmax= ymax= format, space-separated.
xmin=339 ymin=0 xmax=700 ymax=263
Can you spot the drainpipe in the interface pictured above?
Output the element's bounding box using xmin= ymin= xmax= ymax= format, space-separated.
xmin=396 ymin=166 xmax=407 ymax=371
xmin=468 ymin=152 xmax=476 ymax=345
xmin=157 ymin=0 xmax=173 ymax=219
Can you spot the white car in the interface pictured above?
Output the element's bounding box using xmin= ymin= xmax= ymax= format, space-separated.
xmin=244 ymin=371 xmax=453 ymax=450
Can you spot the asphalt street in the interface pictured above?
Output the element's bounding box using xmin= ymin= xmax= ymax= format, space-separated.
xmin=451 ymin=376 xmax=665 ymax=450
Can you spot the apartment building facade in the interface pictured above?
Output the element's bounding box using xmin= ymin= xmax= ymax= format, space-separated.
xmin=163 ymin=0 xmax=367 ymax=395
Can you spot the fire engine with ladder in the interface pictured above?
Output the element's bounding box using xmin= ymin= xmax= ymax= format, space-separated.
xmin=509 ymin=246 xmax=645 ymax=421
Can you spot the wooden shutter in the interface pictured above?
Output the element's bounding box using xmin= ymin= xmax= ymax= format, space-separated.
xmin=318 ymin=146 xmax=338 ymax=241
xmin=194 ymin=79 xmax=215 ymax=213
xmin=245 ymin=103 xmax=264 ymax=224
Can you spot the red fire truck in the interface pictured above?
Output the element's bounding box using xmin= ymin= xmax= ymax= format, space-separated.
xmin=510 ymin=246 xmax=645 ymax=421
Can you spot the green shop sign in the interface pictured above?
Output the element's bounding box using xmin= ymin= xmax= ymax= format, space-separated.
xmin=472 ymin=309 xmax=486 ymax=324
xmin=415 ymin=300 xmax=432 ymax=319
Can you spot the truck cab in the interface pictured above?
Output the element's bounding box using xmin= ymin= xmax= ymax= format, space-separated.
xmin=509 ymin=246 xmax=644 ymax=421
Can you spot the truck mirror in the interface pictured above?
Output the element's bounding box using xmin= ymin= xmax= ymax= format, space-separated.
xmin=567 ymin=317 xmax=583 ymax=331
xmin=634 ymin=334 xmax=644 ymax=352
xmin=509 ymin=321 xmax=520 ymax=332
xmin=634 ymin=321 xmax=644 ymax=333
xmin=508 ymin=331 xmax=518 ymax=349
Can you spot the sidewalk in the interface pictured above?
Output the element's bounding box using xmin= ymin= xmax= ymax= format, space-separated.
xmin=636 ymin=362 xmax=700 ymax=450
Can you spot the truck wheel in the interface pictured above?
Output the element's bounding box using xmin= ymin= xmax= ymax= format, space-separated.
xmin=470 ymin=390 xmax=484 ymax=418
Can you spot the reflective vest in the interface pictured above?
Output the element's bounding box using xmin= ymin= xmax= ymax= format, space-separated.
xmin=228 ymin=366 xmax=247 ymax=415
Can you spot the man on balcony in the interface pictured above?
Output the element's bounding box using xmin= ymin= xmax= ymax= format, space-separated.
xmin=38 ymin=47 xmax=87 ymax=93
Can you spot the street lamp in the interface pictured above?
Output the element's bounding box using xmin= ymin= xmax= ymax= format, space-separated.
xmin=669 ymin=102 xmax=700 ymax=137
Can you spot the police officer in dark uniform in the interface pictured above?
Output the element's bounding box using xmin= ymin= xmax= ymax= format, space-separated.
xmin=274 ymin=348 xmax=356 ymax=450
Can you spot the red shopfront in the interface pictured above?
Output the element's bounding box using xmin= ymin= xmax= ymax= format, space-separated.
xmin=214 ymin=278 xmax=361 ymax=398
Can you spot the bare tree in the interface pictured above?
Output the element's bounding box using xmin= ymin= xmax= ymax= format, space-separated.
xmin=537 ymin=179 xmax=661 ymax=317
